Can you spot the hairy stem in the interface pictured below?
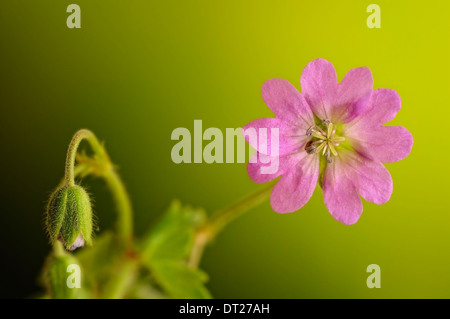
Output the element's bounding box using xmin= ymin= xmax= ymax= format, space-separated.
xmin=64 ymin=129 xmax=133 ymax=245
xmin=65 ymin=129 xmax=107 ymax=186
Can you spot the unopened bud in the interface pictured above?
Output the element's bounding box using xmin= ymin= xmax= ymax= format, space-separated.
xmin=46 ymin=185 xmax=93 ymax=251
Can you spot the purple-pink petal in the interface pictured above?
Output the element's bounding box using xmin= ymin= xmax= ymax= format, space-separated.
xmin=345 ymin=88 xmax=413 ymax=163
xmin=270 ymin=153 xmax=319 ymax=213
xmin=346 ymin=126 xmax=413 ymax=163
xmin=300 ymin=58 xmax=337 ymax=121
xmin=242 ymin=118 xmax=306 ymax=157
xmin=247 ymin=150 xmax=308 ymax=184
xmin=323 ymin=151 xmax=393 ymax=224
xmin=348 ymin=89 xmax=402 ymax=127
xmin=356 ymin=162 xmax=392 ymax=205
xmin=247 ymin=152 xmax=283 ymax=184
xmin=344 ymin=152 xmax=393 ymax=204
xmin=334 ymin=67 xmax=373 ymax=123
xmin=261 ymin=78 xmax=314 ymax=127
xmin=323 ymin=158 xmax=363 ymax=225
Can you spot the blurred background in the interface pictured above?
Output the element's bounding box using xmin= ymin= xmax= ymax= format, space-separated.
xmin=0 ymin=0 xmax=449 ymax=298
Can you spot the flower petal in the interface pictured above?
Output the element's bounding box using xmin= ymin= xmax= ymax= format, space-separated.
xmin=247 ymin=150 xmax=307 ymax=184
xmin=346 ymin=126 xmax=413 ymax=163
xmin=300 ymin=58 xmax=337 ymax=121
xmin=261 ymin=79 xmax=314 ymax=128
xmin=334 ymin=67 xmax=373 ymax=123
xmin=247 ymin=152 xmax=283 ymax=184
xmin=348 ymin=89 xmax=401 ymax=127
xmin=344 ymin=152 xmax=393 ymax=204
xmin=243 ymin=118 xmax=306 ymax=156
xmin=322 ymin=156 xmax=363 ymax=225
xmin=69 ymin=234 xmax=85 ymax=251
xmin=270 ymin=153 xmax=319 ymax=213
xmin=323 ymin=151 xmax=394 ymax=224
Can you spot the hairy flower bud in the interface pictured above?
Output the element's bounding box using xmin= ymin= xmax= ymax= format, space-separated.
xmin=46 ymin=185 xmax=93 ymax=251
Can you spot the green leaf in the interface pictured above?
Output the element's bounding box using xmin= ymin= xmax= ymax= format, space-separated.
xmin=139 ymin=200 xmax=211 ymax=299
xmin=141 ymin=200 xmax=206 ymax=262
xmin=152 ymin=262 xmax=211 ymax=299
xmin=76 ymin=231 xmax=116 ymax=274
xmin=150 ymin=226 xmax=194 ymax=261
xmin=75 ymin=231 xmax=122 ymax=296
xmin=126 ymin=279 xmax=168 ymax=299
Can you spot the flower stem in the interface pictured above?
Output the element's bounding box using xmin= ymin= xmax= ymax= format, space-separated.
xmin=188 ymin=180 xmax=276 ymax=268
xmin=103 ymin=169 xmax=134 ymax=247
xmin=65 ymin=129 xmax=107 ymax=186
xmin=52 ymin=240 xmax=65 ymax=257
xmin=64 ymin=129 xmax=133 ymax=246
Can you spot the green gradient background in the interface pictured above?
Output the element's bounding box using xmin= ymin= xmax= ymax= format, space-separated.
xmin=0 ymin=0 xmax=448 ymax=298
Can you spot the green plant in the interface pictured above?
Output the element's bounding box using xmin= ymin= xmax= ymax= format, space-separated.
xmin=40 ymin=129 xmax=273 ymax=299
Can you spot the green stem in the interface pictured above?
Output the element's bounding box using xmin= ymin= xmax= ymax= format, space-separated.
xmin=57 ymin=163 xmax=91 ymax=189
xmin=208 ymin=181 xmax=276 ymax=237
xmin=188 ymin=180 xmax=276 ymax=268
xmin=103 ymin=169 xmax=134 ymax=247
xmin=52 ymin=240 xmax=65 ymax=257
xmin=64 ymin=129 xmax=133 ymax=245
xmin=65 ymin=129 xmax=107 ymax=186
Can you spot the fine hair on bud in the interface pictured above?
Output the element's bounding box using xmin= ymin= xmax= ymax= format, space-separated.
xmin=46 ymin=184 xmax=94 ymax=251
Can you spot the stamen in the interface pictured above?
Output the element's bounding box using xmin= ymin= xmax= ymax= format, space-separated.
xmin=304 ymin=119 xmax=343 ymax=165
xmin=327 ymin=123 xmax=333 ymax=139
xmin=305 ymin=141 xmax=317 ymax=154
xmin=326 ymin=153 xmax=333 ymax=163
xmin=332 ymin=136 xmax=345 ymax=143
xmin=311 ymin=132 xmax=326 ymax=140
xmin=316 ymin=142 xmax=326 ymax=154
xmin=315 ymin=126 xmax=327 ymax=136
xmin=328 ymin=142 xmax=338 ymax=156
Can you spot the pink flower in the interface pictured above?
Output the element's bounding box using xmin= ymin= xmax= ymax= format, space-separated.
xmin=243 ymin=58 xmax=413 ymax=225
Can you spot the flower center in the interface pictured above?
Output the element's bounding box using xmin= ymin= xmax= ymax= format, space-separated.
xmin=304 ymin=119 xmax=345 ymax=164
